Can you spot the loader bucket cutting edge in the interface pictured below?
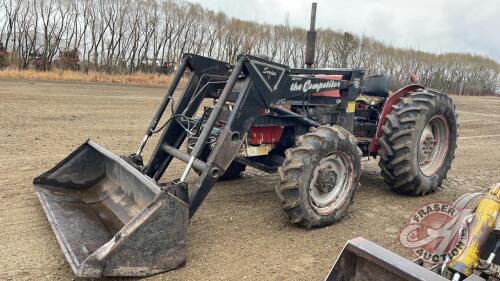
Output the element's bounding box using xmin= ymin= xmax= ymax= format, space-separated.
xmin=33 ymin=140 xmax=188 ymax=277
xmin=325 ymin=237 xmax=448 ymax=281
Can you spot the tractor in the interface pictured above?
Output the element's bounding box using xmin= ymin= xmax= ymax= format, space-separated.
xmin=33 ymin=3 xmax=458 ymax=278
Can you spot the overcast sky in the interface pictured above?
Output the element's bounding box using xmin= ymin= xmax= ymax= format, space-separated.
xmin=190 ymin=0 xmax=500 ymax=63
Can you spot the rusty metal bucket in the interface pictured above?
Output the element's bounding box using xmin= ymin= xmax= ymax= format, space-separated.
xmin=325 ymin=237 xmax=448 ymax=281
xmin=33 ymin=140 xmax=188 ymax=277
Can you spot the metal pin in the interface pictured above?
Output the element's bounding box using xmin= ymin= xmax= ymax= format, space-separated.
xmin=180 ymin=156 xmax=195 ymax=182
xmin=487 ymin=252 xmax=496 ymax=264
xmin=136 ymin=134 xmax=149 ymax=156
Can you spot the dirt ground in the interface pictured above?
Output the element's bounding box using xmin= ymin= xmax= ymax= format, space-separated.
xmin=1 ymin=79 xmax=499 ymax=281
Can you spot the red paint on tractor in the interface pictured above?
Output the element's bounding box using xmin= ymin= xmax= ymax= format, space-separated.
xmin=369 ymin=84 xmax=425 ymax=154
xmin=312 ymin=75 xmax=342 ymax=97
xmin=248 ymin=126 xmax=284 ymax=146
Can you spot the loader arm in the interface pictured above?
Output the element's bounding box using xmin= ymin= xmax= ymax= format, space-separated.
xmin=145 ymin=54 xmax=232 ymax=180
xmin=140 ymin=53 xmax=363 ymax=217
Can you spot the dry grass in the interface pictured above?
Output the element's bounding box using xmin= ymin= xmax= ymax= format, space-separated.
xmin=0 ymin=69 xmax=184 ymax=87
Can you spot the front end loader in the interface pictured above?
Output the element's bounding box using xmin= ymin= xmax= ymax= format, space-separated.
xmin=32 ymin=0 xmax=464 ymax=275
xmin=34 ymin=51 xmax=458 ymax=277
xmin=34 ymin=53 xmax=365 ymax=276
xmin=34 ymin=6 xmax=459 ymax=277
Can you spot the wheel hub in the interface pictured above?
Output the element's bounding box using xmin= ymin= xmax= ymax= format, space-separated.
xmin=420 ymin=128 xmax=437 ymax=156
xmin=316 ymin=169 xmax=338 ymax=193
xmin=418 ymin=115 xmax=450 ymax=176
xmin=309 ymin=153 xmax=353 ymax=210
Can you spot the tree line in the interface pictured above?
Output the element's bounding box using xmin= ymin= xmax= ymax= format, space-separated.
xmin=1 ymin=0 xmax=498 ymax=95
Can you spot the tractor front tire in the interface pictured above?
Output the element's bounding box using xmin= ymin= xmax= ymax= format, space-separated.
xmin=276 ymin=125 xmax=361 ymax=228
xmin=378 ymin=88 xmax=458 ymax=195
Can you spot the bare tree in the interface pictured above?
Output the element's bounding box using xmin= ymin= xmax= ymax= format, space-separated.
xmin=332 ymin=32 xmax=359 ymax=68
xmin=0 ymin=0 xmax=497 ymax=95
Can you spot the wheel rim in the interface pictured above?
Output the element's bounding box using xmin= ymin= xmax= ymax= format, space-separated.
xmin=309 ymin=152 xmax=354 ymax=214
xmin=418 ymin=115 xmax=450 ymax=176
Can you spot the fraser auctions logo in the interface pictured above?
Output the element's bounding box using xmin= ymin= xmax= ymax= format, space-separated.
xmin=399 ymin=202 xmax=472 ymax=264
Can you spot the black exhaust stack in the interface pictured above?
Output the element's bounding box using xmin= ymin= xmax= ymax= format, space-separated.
xmin=305 ymin=2 xmax=317 ymax=68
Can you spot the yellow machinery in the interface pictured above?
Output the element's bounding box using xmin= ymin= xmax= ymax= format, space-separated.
xmin=448 ymin=183 xmax=500 ymax=281
xmin=326 ymin=183 xmax=500 ymax=281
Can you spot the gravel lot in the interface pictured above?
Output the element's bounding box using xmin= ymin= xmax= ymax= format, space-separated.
xmin=1 ymin=80 xmax=499 ymax=280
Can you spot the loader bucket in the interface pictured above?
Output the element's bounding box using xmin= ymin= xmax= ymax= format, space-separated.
xmin=33 ymin=140 xmax=188 ymax=277
xmin=325 ymin=237 xmax=448 ymax=281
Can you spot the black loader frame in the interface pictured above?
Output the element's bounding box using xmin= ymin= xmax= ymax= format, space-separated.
xmin=134 ymin=53 xmax=364 ymax=217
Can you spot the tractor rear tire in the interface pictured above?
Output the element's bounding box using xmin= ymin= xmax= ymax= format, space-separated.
xmin=378 ymin=88 xmax=457 ymax=195
xmin=276 ymin=125 xmax=361 ymax=228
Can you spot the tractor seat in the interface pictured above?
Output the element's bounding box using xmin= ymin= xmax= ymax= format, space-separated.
xmin=362 ymin=75 xmax=390 ymax=97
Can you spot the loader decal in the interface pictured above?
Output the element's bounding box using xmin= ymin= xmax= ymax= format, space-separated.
xmin=289 ymin=79 xmax=341 ymax=93
xmin=399 ymin=202 xmax=472 ymax=264
xmin=250 ymin=60 xmax=285 ymax=91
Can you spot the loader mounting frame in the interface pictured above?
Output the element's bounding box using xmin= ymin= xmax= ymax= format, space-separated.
xmin=140 ymin=53 xmax=364 ymax=217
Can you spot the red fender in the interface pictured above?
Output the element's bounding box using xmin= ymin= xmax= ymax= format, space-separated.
xmin=369 ymin=84 xmax=425 ymax=154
